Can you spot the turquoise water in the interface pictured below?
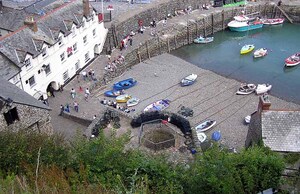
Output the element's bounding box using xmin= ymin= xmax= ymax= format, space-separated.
xmin=171 ymin=23 xmax=300 ymax=104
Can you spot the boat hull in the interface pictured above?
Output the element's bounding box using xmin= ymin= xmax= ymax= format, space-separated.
xmin=144 ymin=99 xmax=170 ymax=112
xmin=229 ymin=24 xmax=263 ymax=32
xmin=113 ymin=78 xmax=137 ymax=90
xmin=195 ymin=120 xmax=216 ymax=132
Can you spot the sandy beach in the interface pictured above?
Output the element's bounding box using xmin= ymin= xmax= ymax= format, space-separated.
xmin=96 ymin=53 xmax=300 ymax=150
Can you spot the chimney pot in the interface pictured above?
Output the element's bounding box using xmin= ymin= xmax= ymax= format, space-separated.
xmin=24 ymin=16 xmax=38 ymax=32
xmin=82 ymin=0 xmax=90 ymax=17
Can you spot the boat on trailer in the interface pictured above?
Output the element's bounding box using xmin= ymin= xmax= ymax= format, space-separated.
xmin=195 ymin=120 xmax=216 ymax=132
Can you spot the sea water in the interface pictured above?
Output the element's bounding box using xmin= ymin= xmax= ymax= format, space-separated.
xmin=171 ymin=23 xmax=300 ymax=104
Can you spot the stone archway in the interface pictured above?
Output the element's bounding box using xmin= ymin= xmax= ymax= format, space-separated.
xmin=46 ymin=81 xmax=58 ymax=91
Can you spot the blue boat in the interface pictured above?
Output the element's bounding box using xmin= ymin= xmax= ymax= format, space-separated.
xmin=104 ymin=90 xmax=124 ymax=97
xmin=228 ymin=15 xmax=263 ymax=32
xmin=113 ymin=78 xmax=137 ymax=90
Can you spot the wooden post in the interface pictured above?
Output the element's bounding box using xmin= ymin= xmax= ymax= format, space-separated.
xmin=137 ymin=47 xmax=141 ymax=63
xmin=203 ymin=18 xmax=206 ymax=37
xmin=167 ymin=38 xmax=170 ymax=53
xmin=146 ymin=41 xmax=150 ymax=59
xmin=222 ymin=11 xmax=225 ymax=30
xmin=211 ymin=14 xmax=214 ymax=34
xmin=174 ymin=35 xmax=177 ymax=49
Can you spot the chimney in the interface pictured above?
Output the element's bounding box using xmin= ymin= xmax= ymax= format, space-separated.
xmin=82 ymin=0 xmax=90 ymax=17
xmin=24 ymin=16 xmax=38 ymax=32
xmin=257 ymin=93 xmax=271 ymax=114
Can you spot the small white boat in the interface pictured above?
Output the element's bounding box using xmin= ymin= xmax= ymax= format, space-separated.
xmin=194 ymin=36 xmax=214 ymax=44
xmin=285 ymin=53 xmax=300 ymax=67
xmin=116 ymin=94 xmax=132 ymax=103
xmin=253 ymin=48 xmax=268 ymax=58
xmin=126 ymin=97 xmax=140 ymax=107
xmin=195 ymin=120 xmax=216 ymax=132
xmin=256 ymin=84 xmax=272 ymax=95
xmin=244 ymin=115 xmax=251 ymax=124
xmin=196 ymin=132 xmax=207 ymax=143
xmin=262 ymin=18 xmax=284 ymax=25
xmin=236 ymin=83 xmax=256 ymax=95
xmin=143 ymin=99 xmax=170 ymax=112
xmin=181 ymin=74 xmax=197 ymax=86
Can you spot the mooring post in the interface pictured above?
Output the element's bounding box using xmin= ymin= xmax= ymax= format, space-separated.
xmin=203 ymin=18 xmax=206 ymax=37
xmin=211 ymin=14 xmax=214 ymax=34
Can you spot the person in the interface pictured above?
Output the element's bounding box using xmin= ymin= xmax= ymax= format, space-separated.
xmin=162 ymin=18 xmax=167 ymax=27
xmin=70 ymin=88 xmax=76 ymax=99
xmin=85 ymin=88 xmax=90 ymax=96
xmin=65 ymin=103 xmax=70 ymax=113
xmin=74 ymin=101 xmax=79 ymax=112
xmin=42 ymin=93 xmax=48 ymax=106
xmin=103 ymin=98 xmax=107 ymax=105
xmin=58 ymin=82 xmax=63 ymax=92
xmin=129 ymin=37 xmax=133 ymax=46
xmin=93 ymin=115 xmax=97 ymax=120
xmin=59 ymin=105 xmax=64 ymax=116
xmin=82 ymin=71 xmax=87 ymax=81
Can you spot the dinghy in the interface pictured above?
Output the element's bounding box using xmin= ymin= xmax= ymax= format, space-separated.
xmin=253 ymin=48 xmax=268 ymax=58
xmin=262 ymin=18 xmax=284 ymax=25
xmin=126 ymin=97 xmax=140 ymax=107
xmin=285 ymin=53 xmax=300 ymax=67
xmin=236 ymin=83 xmax=256 ymax=95
xmin=256 ymin=84 xmax=272 ymax=95
xmin=240 ymin=44 xmax=255 ymax=54
xmin=194 ymin=36 xmax=214 ymax=44
xmin=144 ymin=99 xmax=170 ymax=112
xmin=181 ymin=74 xmax=197 ymax=86
xmin=113 ymin=78 xmax=137 ymax=90
xmin=104 ymin=90 xmax=124 ymax=97
xmin=196 ymin=132 xmax=207 ymax=143
xmin=116 ymin=94 xmax=132 ymax=103
xmin=195 ymin=120 xmax=216 ymax=132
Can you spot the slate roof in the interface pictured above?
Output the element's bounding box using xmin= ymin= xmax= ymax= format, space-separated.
xmin=0 ymin=77 xmax=50 ymax=110
xmin=262 ymin=110 xmax=300 ymax=152
xmin=0 ymin=0 xmax=95 ymax=80
xmin=0 ymin=7 xmax=29 ymax=31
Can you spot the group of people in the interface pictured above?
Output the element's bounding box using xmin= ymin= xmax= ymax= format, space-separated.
xmin=100 ymin=98 xmax=135 ymax=113
xmin=105 ymin=55 xmax=125 ymax=72
xmin=82 ymin=69 xmax=96 ymax=81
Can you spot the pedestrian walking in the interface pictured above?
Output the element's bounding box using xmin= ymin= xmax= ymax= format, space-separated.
xmin=85 ymin=88 xmax=90 ymax=96
xmin=84 ymin=93 xmax=89 ymax=101
xmin=93 ymin=115 xmax=97 ymax=120
xmin=74 ymin=101 xmax=79 ymax=112
xmin=82 ymin=71 xmax=87 ymax=81
xmin=59 ymin=105 xmax=64 ymax=116
xmin=65 ymin=103 xmax=70 ymax=113
xmin=70 ymin=88 xmax=76 ymax=99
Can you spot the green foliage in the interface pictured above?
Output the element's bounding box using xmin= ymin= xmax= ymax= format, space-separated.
xmin=283 ymin=153 xmax=300 ymax=165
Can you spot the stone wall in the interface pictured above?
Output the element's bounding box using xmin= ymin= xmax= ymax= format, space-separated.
xmin=0 ymin=103 xmax=53 ymax=134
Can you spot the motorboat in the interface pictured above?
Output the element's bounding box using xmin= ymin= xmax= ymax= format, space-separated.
xmin=236 ymin=83 xmax=256 ymax=95
xmin=126 ymin=97 xmax=140 ymax=107
xmin=196 ymin=132 xmax=207 ymax=143
xmin=194 ymin=36 xmax=214 ymax=44
xmin=253 ymin=48 xmax=268 ymax=58
xmin=116 ymin=94 xmax=132 ymax=103
xmin=256 ymin=84 xmax=272 ymax=95
xmin=285 ymin=53 xmax=300 ymax=67
xmin=113 ymin=78 xmax=137 ymax=90
xmin=262 ymin=18 xmax=284 ymax=25
xmin=181 ymin=74 xmax=198 ymax=86
xmin=104 ymin=90 xmax=124 ymax=97
xmin=195 ymin=120 xmax=216 ymax=132
xmin=228 ymin=15 xmax=263 ymax=32
xmin=240 ymin=44 xmax=255 ymax=54
xmin=143 ymin=99 xmax=170 ymax=112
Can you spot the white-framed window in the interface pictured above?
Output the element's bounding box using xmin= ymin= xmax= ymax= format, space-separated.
xmin=44 ymin=64 xmax=51 ymax=75
xmin=84 ymin=51 xmax=90 ymax=62
xmin=27 ymin=75 xmax=36 ymax=87
xmin=83 ymin=35 xmax=87 ymax=44
xmin=75 ymin=61 xmax=80 ymax=71
xmin=63 ymin=70 xmax=69 ymax=83
xmin=58 ymin=36 xmax=63 ymax=46
xmin=92 ymin=29 xmax=96 ymax=37
xmin=24 ymin=58 xmax=32 ymax=70
xmin=41 ymin=47 xmax=47 ymax=57
xmin=60 ymin=52 xmax=65 ymax=62
xmin=73 ymin=43 xmax=77 ymax=52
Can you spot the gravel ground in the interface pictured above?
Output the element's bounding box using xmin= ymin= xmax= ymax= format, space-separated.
xmin=97 ymin=53 xmax=300 ymax=150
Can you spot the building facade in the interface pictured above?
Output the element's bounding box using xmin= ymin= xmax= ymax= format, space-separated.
xmin=0 ymin=0 xmax=107 ymax=99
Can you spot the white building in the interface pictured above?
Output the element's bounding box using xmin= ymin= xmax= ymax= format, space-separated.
xmin=0 ymin=0 xmax=107 ymax=99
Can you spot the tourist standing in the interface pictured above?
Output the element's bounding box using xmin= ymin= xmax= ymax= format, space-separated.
xmin=70 ymin=88 xmax=76 ymax=99
xmin=74 ymin=101 xmax=79 ymax=112
xmin=59 ymin=105 xmax=64 ymax=116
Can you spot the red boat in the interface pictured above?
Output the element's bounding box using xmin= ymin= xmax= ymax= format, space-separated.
xmin=285 ymin=53 xmax=300 ymax=67
xmin=262 ymin=18 xmax=284 ymax=25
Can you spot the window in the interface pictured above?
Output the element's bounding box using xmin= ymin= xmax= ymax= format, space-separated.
xmin=72 ymin=26 xmax=76 ymax=36
xmin=60 ymin=52 xmax=65 ymax=62
xmin=67 ymin=47 xmax=73 ymax=57
xmin=4 ymin=107 xmax=19 ymax=126
xmin=75 ymin=61 xmax=80 ymax=71
xmin=82 ymin=21 xmax=85 ymax=28
xmin=44 ymin=64 xmax=51 ymax=75
xmin=85 ymin=52 xmax=90 ymax=62
xmin=28 ymin=75 xmax=35 ymax=87
xmin=24 ymin=58 xmax=32 ymax=69
xmin=63 ymin=70 xmax=69 ymax=83
xmin=58 ymin=36 xmax=63 ymax=46
xmin=73 ymin=43 xmax=77 ymax=52
xmin=83 ymin=35 xmax=87 ymax=44
xmin=41 ymin=47 xmax=47 ymax=57
xmin=93 ymin=29 xmax=96 ymax=37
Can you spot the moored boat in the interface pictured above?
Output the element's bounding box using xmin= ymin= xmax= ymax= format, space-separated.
xmin=126 ymin=97 xmax=140 ymax=107
xmin=256 ymin=84 xmax=272 ymax=95
xmin=240 ymin=44 xmax=255 ymax=54
xmin=285 ymin=53 xmax=300 ymax=67
xmin=262 ymin=18 xmax=284 ymax=25
xmin=195 ymin=120 xmax=216 ymax=132
xmin=104 ymin=90 xmax=124 ymax=97
xmin=113 ymin=78 xmax=137 ymax=90
xmin=143 ymin=99 xmax=170 ymax=112
xmin=181 ymin=74 xmax=198 ymax=86
xmin=194 ymin=36 xmax=214 ymax=44
xmin=253 ymin=48 xmax=268 ymax=58
xmin=236 ymin=83 xmax=256 ymax=95
xmin=228 ymin=15 xmax=263 ymax=32
xmin=116 ymin=94 xmax=132 ymax=103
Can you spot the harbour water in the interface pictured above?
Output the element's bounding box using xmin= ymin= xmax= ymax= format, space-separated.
xmin=171 ymin=23 xmax=300 ymax=104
